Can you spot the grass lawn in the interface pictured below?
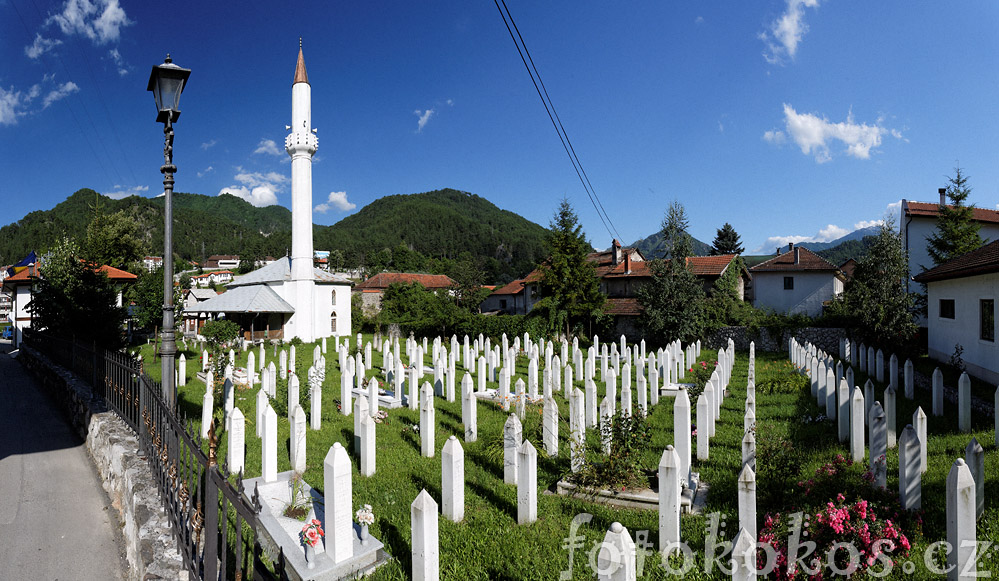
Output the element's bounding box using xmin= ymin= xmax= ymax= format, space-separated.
xmin=132 ymin=336 xmax=998 ymax=579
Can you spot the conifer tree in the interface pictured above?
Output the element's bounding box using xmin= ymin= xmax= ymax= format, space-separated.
xmin=925 ymin=167 xmax=983 ymax=266
xmin=710 ymin=222 xmax=745 ymax=255
xmin=638 ymin=201 xmax=705 ymax=343
xmin=534 ymin=199 xmax=605 ymax=338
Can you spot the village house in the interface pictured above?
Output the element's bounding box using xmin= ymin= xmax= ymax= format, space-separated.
xmin=480 ymin=273 xmax=541 ymax=315
xmin=1 ymin=262 xmax=137 ymax=348
xmin=180 ymin=287 xmax=219 ymax=336
xmin=901 ymin=194 xmax=999 ymax=296
xmin=913 ymin=239 xmax=999 ymax=385
xmin=142 ymin=256 xmax=163 ymax=272
xmin=191 ymin=270 xmax=235 ymax=288
xmin=203 ymin=254 xmax=241 ymax=270
xmin=353 ymin=272 xmax=455 ymax=316
xmin=748 ymin=243 xmax=844 ymax=317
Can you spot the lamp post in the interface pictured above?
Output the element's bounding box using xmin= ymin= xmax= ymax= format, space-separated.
xmin=147 ymin=54 xmax=191 ymax=409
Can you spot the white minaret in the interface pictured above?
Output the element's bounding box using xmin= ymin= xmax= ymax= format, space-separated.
xmin=285 ymin=40 xmax=318 ymax=342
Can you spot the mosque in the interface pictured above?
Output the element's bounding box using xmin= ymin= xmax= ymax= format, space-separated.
xmin=196 ymin=44 xmax=352 ymax=343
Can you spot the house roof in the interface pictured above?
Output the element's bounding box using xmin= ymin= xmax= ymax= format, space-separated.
xmin=355 ymin=272 xmax=454 ymax=290
xmin=913 ymin=240 xmax=999 ymax=283
xmin=749 ymin=246 xmax=840 ymax=273
xmin=95 ymin=264 xmax=138 ymax=280
xmin=194 ymin=284 xmax=295 ymax=313
xmin=229 ymin=256 xmax=351 ymax=287
xmin=491 ymin=278 xmax=528 ymax=296
xmin=3 ymin=263 xmax=136 ymax=285
xmin=839 ymin=258 xmax=858 ymax=279
xmin=604 ymin=297 xmax=642 ymax=316
xmin=601 ymin=255 xmax=741 ymax=278
xmin=184 ymin=288 xmax=217 ymax=301
xmin=904 ymin=201 xmax=999 ymax=224
xmin=3 ymin=264 xmax=40 ymax=284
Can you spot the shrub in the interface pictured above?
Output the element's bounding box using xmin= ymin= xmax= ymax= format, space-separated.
xmin=569 ymin=408 xmax=652 ymax=491
xmin=756 ymin=360 xmax=809 ymax=395
xmin=683 ymin=359 xmax=717 ymax=401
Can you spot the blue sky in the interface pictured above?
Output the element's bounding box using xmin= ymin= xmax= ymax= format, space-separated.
xmin=2 ymin=1 xmax=997 ymax=259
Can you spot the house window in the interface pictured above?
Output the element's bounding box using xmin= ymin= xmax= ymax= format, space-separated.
xmin=500 ymin=299 xmax=507 ymax=309
xmin=939 ymin=299 xmax=955 ymax=319
xmin=783 ymin=277 xmax=794 ymax=290
xmin=330 ymin=313 xmax=337 ymax=333
xmin=981 ymin=299 xmax=995 ymax=342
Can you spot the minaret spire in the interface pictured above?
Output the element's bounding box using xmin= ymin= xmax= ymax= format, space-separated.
xmin=294 ymin=39 xmax=309 ymax=85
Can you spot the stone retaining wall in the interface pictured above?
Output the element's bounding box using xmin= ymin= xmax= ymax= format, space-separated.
xmin=705 ymin=326 xmax=847 ymax=354
xmin=19 ymin=347 xmax=185 ymax=581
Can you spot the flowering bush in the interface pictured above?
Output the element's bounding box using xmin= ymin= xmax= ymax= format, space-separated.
xmin=758 ymin=454 xmax=918 ymax=579
xmin=372 ymin=410 xmax=389 ymax=424
xmin=685 ymin=360 xmax=717 ymax=400
xmin=300 ymin=519 xmax=324 ymax=548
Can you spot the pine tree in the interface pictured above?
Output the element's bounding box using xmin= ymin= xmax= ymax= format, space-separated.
xmin=534 ymin=199 xmax=605 ymax=338
xmin=710 ymin=222 xmax=745 ymax=255
xmin=638 ymin=201 xmax=705 ymax=343
xmin=925 ymin=167 xmax=983 ymax=266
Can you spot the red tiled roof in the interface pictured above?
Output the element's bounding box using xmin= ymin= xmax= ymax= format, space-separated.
xmin=3 ymin=264 xmax=40 ymax=283
xmin=96 ymin=264 xmax=138 ymax=280
xmin=749 ymin=246 xmax=839 ymax=272
xmin=904 ymin=201 xmax=999 ymax=224
xmin=602 ymin=255 xmax=737 ymax=278
xmin=356 ymin=272 xmax=454 ymax=290
xmin=913 ymin=240 xmax=999 ymax=283
xmin=604 ymin=297 xmax=642 ymax=316
xmin=839 ymin=258 xmax=858 ymax=279
xmin=491 ymin=278 xmax=527 ymax=296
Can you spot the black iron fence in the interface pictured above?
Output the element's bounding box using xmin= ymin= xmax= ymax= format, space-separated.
xmin=23 ymin=330 xmax=290 ymax=581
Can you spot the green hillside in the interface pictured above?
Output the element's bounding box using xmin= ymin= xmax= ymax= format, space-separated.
xmin=314 ymin=188 xmax=549 ymax=282
xmin=0 ymin=187 xmax=549 ymax=283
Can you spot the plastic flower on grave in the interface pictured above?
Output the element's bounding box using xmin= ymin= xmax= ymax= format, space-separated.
xmin=356 ymin=504 xmax=375 ymax=525
xmin=300 ymin=519 xmax=325 ymax=547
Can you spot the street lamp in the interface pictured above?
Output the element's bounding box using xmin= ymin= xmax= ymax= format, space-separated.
xmin=147 ymin=54 xmax=191 ymax=409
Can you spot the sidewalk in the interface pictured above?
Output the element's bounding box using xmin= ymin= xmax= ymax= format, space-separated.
xmin=0 ymin=340 xmax=127 ymax=580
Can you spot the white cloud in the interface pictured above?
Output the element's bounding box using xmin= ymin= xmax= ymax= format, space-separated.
xmin=254 ymin=138 xmax=282 ymax=156
xmin=48 ymin=0 xmax=132 ymax=45
xmin=108 ymin=48 xmax=127 ymax=75
xmin=754 ymin=223 xmax=851 ymax=253
xmin=197 ymin=166 xmax=214 ymax=178
xmin=761 ymin=0 xmax=820 ymax=64
xmin=446 ymin=99 xmax=454 ymax=106
xmin=25 ymin=34 xmax=63 ymax=59
xmin=853 ymin=219 xmax=883 ymax=230
xmin=105 ymin=184 xmax=148 ymax=199
xmin=695 ymin=16 xmax=705 ymax=24
xmin=42 ymin=81 xmax=79 ymax=108
xmin=0 ymin=86 xmax=29 ymax=125
xmin=414 ymin=108 xmax=434 ymax=132
xmin=765 ymin=104 xmax=900 ymax=163
xmin=219 ymin=169 xmax=288 ymax=207
xmin=314 ymin=191 xmax=356 ymax=213
xmin=200 ymin=139 xmax=217 ymax=150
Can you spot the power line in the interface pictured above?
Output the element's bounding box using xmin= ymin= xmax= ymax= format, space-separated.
xmin=494 ymin=0 xmax=623 ymax=243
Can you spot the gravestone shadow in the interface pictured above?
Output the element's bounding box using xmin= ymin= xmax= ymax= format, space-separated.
xmin=467 ymin=480 xmax=516 ymax=521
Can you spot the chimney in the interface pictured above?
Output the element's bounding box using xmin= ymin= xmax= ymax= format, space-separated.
xmin=794 ymin=247 xmax=800 ymax=265
xmin=624 ymin=253 xmax=632 ymax=274
xmin=612 ymin=239 xmax=621 ymax=265
xmin=939 ymin=187 xmax=947 ymax=206
xmin=788 ymin=242 xmax=795 ymax=252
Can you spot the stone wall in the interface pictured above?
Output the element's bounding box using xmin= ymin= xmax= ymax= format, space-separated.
xmin=19 ymin=347 xmax=185 ymax=581
xmin=704 ymin=326 xmax=847 ymax=354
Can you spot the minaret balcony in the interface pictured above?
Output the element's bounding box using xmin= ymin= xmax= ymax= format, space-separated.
xmin=284 ymin=132 xmax=318 ymax=155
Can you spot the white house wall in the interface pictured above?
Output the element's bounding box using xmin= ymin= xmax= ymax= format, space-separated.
xmin=753 ymin=272 xmax=839 ymax=317
xmin=902 ymin=214 xmax=999 ymax=293
xmin=925 ymin=272 xmax=999 ymax=385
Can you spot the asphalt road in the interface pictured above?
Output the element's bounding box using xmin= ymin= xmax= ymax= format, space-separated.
xmin=0 ymin=340 xmax=128 ymax=580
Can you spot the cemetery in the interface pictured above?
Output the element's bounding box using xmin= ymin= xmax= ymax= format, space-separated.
xmin=121 ymin=329 xmax=999 ymax=579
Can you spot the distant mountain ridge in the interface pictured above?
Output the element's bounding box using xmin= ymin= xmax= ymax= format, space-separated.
xmin=630 ymin=231 xmax=712 ymax=259
xmin=0 ymin=187 xmax=548 ymax=282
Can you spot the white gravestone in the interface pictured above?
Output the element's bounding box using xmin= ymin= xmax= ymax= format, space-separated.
xmin=850 ymin=388 xmax=865 ymax=462
xmin=504 ymin=414 xmax=522 ymax=484
xmin=201 ymin=389 xmax=214 ymax=438
xmin=958 ymin=372 xmax=971 ymax=433
xmin=442 ymin=436 xmax=464 ymax=522
xmin=360 ymin=413 xmax=376 ymax=477
xmin=659 ymin=446 xmax=681 ymax=553
xmin=290 ymin=405 xmax=307 ymax=474
xmin=324 ymin=443 xmax=354 ymax=564
xmin=965 ymin=438 xmax=985 ymax=520
xmin=420 ymin=383 xmax=435 ymax=458
xmin=696 ymin=394 xmax=709 ymax=460
xmin=570 ymin=388 xmax=585 ymax=473
xmin=543 ymin=397 xmax=558 ymax=456
xmin=946 ymin=458 xmax=976 ymax=580
xmin=904 ymin=359 xmax=914 ymax=399
xmin=228 ymin=407 xmax=244 ymax=475
xmin=884 ymin=385 xmax=897 ymax=449
xmin=262 ymin=405 xmax=277 ymax=483
xmin=914 ymin=407 xmax=928 ymax=474
xmin=353 ymin=395 xmax=368 ymax=453
xmin=932 ymin=368 xmax=944 ymax=416
xmin=411 ymin=490 xmax=439 ymax=581
xmin=870 ymin=405 xmax=887 ymax=488
xmin=517 ymin=440 xmax=538 ymax=525
xmin=738 ymin=464 xmax=757 ymax=540
xmin=898 ymin=425 xmax=921 ymax=510
xmin=596 ymin=523 xmax=636 ymax=581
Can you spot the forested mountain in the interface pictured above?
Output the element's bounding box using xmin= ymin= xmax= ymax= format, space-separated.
xmin=313 ymin=189 xmax=549 ymax=282
xmin=815 ymin=235 xmax=877 ymax=265
xmin=630 ymin=230 xmax=712 ymax=259
xmin=0 ymin=187 xmax=549 ymax=283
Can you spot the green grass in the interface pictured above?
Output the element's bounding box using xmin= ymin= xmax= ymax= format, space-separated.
xmin=131 ymin=337 xmax=999 ymax=579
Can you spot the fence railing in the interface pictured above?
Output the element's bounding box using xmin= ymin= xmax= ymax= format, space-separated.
xmin=23 ymin=329 xmax=289 ymax=581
